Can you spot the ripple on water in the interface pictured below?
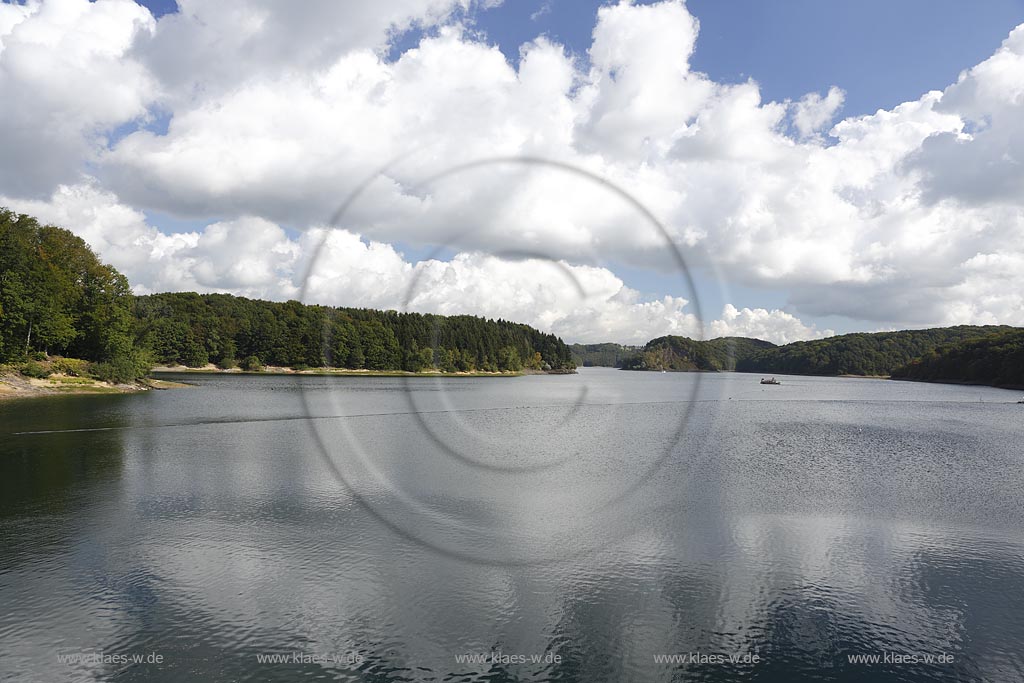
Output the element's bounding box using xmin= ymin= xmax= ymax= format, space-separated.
xmin=1 ymin=371 xmax=1023 ymax=681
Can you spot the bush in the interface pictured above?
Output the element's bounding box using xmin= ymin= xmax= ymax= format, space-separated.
xmin=291 ymin=363 xmax=309 ymax=372
xmin=240 ymin=355 xmax=262 ymax=372
xmin=20 ymin=361 xmax=52 ymax=379
xmin=90 ymin=349 xmax=153 ymax=384
xmin=217 ymin=357 xmax=238 ymax=370
xmin=51 ymin=357 xmax=91 ymax=377
xmin=30 ymin=351 xmax=48 ymax=361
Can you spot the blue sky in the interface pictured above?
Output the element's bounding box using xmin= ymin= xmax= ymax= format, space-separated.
xmin=471 ymin=0 xmax=1024 ymax=118
xmin=135 ymin=0 xmax=1024 ymax=119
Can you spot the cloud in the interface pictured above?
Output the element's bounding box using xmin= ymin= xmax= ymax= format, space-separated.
xmin=791 ymin=86 xmax=845 ymax=138
xmin=909 ymin=24 xmax=1024 ymax=206
xmin=1 ymin=0 xmax=1023 ymax=338
xmin=0 ymin=180 xmax=196 ymax=292
xmin=709 ymin=304 xmax=833 ymax=345
xmin=0 ymin=0 xmax=157 ymax=195
xmin=1 ymin=181 xmax=820 ymax=344
xmin=135 ymin=0 xmax=474 ymax=105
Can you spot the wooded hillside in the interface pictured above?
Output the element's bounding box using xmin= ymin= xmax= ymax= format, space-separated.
xmin=1 ymin=208 xmax=576 ymax=378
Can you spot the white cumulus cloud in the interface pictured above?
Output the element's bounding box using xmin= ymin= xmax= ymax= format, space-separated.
xmin=1 ymin=0 xmax=1023 ymax=341
xmin=792 ymin=86 xmax=845 ymax=138
xmin=709 ymin=304 xmax=833 ymax=345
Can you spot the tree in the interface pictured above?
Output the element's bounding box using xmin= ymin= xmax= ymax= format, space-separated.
xmin=0 ymin=209 xmax=143 ymax=379
xmin=347 ymin=344 xmax=365 ymax=370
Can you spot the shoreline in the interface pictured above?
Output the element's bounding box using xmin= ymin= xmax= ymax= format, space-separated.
xmin=151 ymin=364 xmax=576 ymax=377
xmin=0 ymin=372 xmax=189 ymax=400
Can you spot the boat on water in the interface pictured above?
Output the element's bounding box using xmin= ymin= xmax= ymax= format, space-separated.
xmin=760 ymin=378 xmax=781 ymax=385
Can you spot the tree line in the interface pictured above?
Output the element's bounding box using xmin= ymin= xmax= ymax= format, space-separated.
xmin=0 ymin=208 xmax=575 ymax=380
xmin=135 ymin=292 xmax=575 ymax=373
xmin=734 ymin=326 xmax=1017 ymax=376
xmin=620 ymin=336 xmax=775 ymax=372
xmin=569 ymin=342 xmax=641 ymax=368
xmin=588 ymin=326 xmax=1020 ymax=379
xmin=891 ymin=329 xmax=1024 ymax=388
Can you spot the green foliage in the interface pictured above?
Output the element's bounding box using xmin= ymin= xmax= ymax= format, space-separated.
xmin=1 ymin=208 xmax=135 ymax=364
xmin=51 ymin=357 xmax=91 ymax=377
xmin=90 ymin=349 xmax=153 ymax=384
xmin=347 ymin=345 xmax=365 ymax=369
xmin=19 ymin=361 xmax=52 ymax=379
xmin=736 ymin=326 xmax=1017 ymax=376
xmin=180 ymin=333 xmax=209 ymax=368
xmin=569 ymin=342 xmax=641 ymax=368
xmin=4 ymin=208 xmax=576 ymax=378
xmin=892 ymin=330 xmax=1024 ymax=388
xmin=616 ymin=327 xmax=1024 ymax=380
xmin=133 ymin=293 xmax=576 ymax=373
xmin=216 ymin=356 xmax=238 ymax=370
xmin=620 ymin=336 xmax=775 ymax=371
xmin=497 ymin=346 xmax=522 ymax=372
xmin=240 ymin=355 xmax=263 ymax=372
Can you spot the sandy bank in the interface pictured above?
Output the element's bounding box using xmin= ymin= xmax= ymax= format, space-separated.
xmin=0 ymin=372 xmax=190 ymax=400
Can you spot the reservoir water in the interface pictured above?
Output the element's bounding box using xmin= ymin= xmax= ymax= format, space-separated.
xmin=1 ymin=369 xmax=1022 ymax=682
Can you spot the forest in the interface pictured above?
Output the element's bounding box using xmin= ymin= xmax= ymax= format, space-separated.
xmin=891 ymin=329 xmax=1024 ymax=388
xmin=569 ymin=342 xmax=640 ymax=368
xmin=620 ymin=336 xmax=776 ymax=372
xmin=734 ymin=326 xmax=1017 ymax=376
xmin=135 ymin=293 xmax=575 ymax=373
xmin=603 ymin=326 xmax=1022 ymax=380
xmin=0 ymin=209 xmax=575 ymax=380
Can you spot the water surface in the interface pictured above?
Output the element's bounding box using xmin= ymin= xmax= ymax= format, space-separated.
xmin=1 ymin=370 xmax=1022 ymax=682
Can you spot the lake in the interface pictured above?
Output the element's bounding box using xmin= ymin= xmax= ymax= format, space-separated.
xmin=1 ymin=369 xmax=1022 ymax=682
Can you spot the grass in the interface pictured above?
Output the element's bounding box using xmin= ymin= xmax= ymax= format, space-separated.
xmin=49 ymin=376 xmax=95 ymax=385
xmin=51 ymin=384 xmax=124 ymax=394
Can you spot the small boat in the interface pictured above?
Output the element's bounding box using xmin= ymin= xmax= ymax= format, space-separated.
xmin=760 ymin=378 xmax=781 ymax=385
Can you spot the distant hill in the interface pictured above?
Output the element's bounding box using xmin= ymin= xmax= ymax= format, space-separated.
xmin=597 ymin=325 xmax=1022 ymax=380
xmin=735 ymin=326 xmax=1017 ymax=377
xmin=891 ymin=329 xmax=1024 ymax=389
xmin=569 ymin=342 xmax=640 ymax=368
xmin=620 ymin=336 xmax=776 ymax=372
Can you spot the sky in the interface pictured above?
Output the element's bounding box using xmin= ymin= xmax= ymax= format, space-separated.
xmin=1 ymin=0 xmax=1023 ymax=344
